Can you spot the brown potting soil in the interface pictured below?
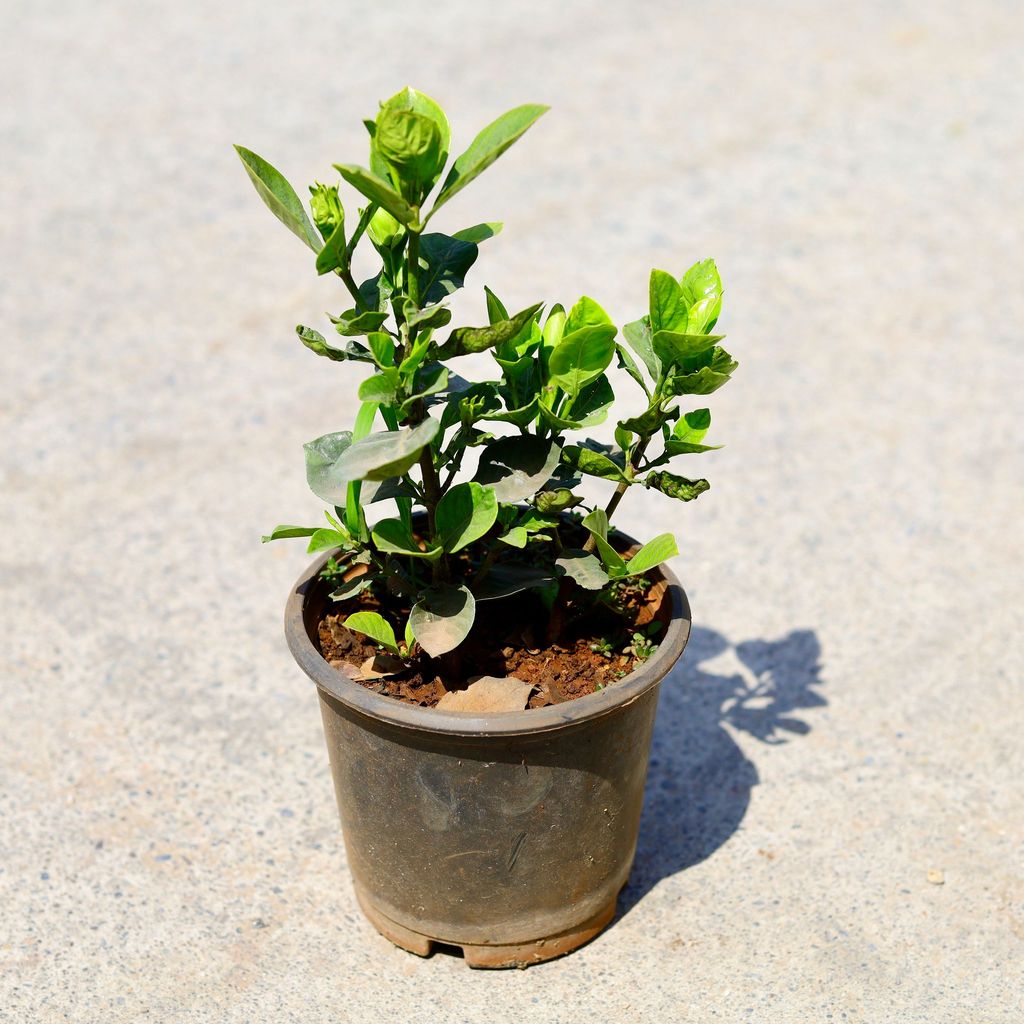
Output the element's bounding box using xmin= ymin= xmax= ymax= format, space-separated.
xmin=317 ymin=573 xmax=667 ymax=710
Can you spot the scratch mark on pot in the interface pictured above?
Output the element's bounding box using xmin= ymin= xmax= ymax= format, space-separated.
xmin=508 ymin=831 xmax=528 ymax=871
xmin=443 ymin=849 xmax=488 ymax=863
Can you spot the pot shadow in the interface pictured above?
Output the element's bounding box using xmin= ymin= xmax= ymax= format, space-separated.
xmin=618 ymin=625 xmax=825 ymax=917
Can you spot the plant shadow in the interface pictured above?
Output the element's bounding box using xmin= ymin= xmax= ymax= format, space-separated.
xmin=618 ymin=625 xmax=826 ymax=916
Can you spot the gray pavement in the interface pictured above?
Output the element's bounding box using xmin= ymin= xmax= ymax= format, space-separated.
xmin=2 ymin=1 xmax=1022 ymax=1020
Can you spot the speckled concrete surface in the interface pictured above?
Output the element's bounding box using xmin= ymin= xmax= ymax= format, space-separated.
xmin=2 ymin=1 xmax=1022 ymax=1020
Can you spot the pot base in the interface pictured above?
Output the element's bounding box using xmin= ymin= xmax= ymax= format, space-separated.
xmin=355 ymin=886 xmax=619 ymax=969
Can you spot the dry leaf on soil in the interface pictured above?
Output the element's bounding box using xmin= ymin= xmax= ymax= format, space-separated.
xmin=436 ymin=675 xmax=534 ymax=713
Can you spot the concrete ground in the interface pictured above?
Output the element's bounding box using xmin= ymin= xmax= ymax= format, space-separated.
xmin=2 ymin=1 xmax=1022 ymax=1020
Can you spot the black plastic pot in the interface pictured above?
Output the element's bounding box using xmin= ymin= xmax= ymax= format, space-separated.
xmin=285 ymin=539 xmax=691 ymax=968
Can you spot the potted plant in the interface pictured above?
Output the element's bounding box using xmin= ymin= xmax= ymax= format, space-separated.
xmin=236 ymin=87 xmax=736 ymax=968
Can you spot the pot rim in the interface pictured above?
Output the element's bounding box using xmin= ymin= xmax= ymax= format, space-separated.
xmin=284 ymin=533 xmax=691 ymax=738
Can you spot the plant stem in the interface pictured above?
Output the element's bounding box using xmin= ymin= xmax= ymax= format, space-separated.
xmin=340 ymin=268 xmax=367 ymax=312
xmin=582 ymin=435 xmax=652 ymax=553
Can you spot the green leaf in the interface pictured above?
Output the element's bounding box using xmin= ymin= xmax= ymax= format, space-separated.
xmin=619 ymin=404 xmax=678 ymax=436
xmin=555 ymin=550 xmax=610 ymax=590
xmin=307 ymin=528 xmax=350 ymax=553
xmin=581 ymin=510 xmax=628 ymax=577
xmin=473 ymin=564 xmax=557 ymax=601
xmin=548 ymin=325 xmax=617 ymax=395
xmin=474 ymin=436 xmax=561 ymax=502
xmin=498 ymin=526 xmax=529 ymax=548
xmin=561 ymin=444 xmax=630 ymax=482
xmin=304 ymin=431 xmax=354 ymax=504
xmin=644 ymin=471 xmax=710 ymax=501
xmin=357 ymin=370 xmax=399 ymax=404
xmin=367 ymin=207 xmax=403 ymax=248
xmin=344 ymin=611 xmax=399 ymax=655
xmin=649 ymin=269 xmax=688 ymax=333
xmin=261 ymin=524 xmax=319 ymax=543
xmin=534 ymin=489 xmax=583 ymax=513
xmin=371 ymin=518 xmax=442 ymax=560
xmin=409 ymin=585 xmax=476 ymax=657
xmin=664 ymin=348 xmax=738 ymax=396
xmin=329 ymin=575 xmax=375 ymax=601
xmin=366 ymin=332 xmax=396 ymax=367
xmin=234 ymin=145 xmax=322 ymax=251
xmin=305 ymin=419 xmax=437 ymax=502
xmin=564 ymin=295 xmax=612 ymax=332
xmin=679 ymin=259 xmax=722 ymax=332
xmin=435 ymin=481 xmax=499 ymax=552
xmin=438 ymin=303 xmax=543 ymax=358
xmin=338 ymin=419 xmax=439 ymax=481
xmin=334 ymin=163 xmax=418 ymax=227
xmin=374 ymin=106 xmax=445 ymax=202
xmin=330 ymin=309 xmax=390 ymax=336
xmin=623 ymin=533 xmax=679 ymax=576
xmin=615 ymin=343 xmax=650 ymax=396
xmin=622 ymin=317 xmax=661 ymax=381
xmin=539 ymin=375 xmax=614 ymax=431
xmin=432 ymin=104 xmax=549 ymax=214
xmin=452 ymin=222 xmax=503 ymax=244
xmin=309 ymin=182 xmax=345 ymax=241
xmin=401 ymin=364 xmax=448 ymax=408
xmin=651 ymin=330 xmax=723 ymax=368
xmin=402 ymin=301 xmax=451 ymax=332
xmin=484 ymin=285 xmax=509 ymax=324
xmin=417 ymin=233 xmax=479 ymax=304
xmin=674 ymin=408 xmax=711 ymax=443
xmin=296 ymin=325 xmax=350 ymax=362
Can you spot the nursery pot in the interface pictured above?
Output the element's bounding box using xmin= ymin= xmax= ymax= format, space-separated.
xmin=284 ymin=536 xmax=691 ymax=968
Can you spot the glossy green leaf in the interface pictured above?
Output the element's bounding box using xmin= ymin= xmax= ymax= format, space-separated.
xmin=561 ymin=444 xmax=630 ymax=482
xmin=367 ymin=207 xmax=403 ymax=248
xmin=438 ymin=303 xmax=543 ymax=358
xmin=548 ymin=325 xmax=617 ymax=395
xmin=534 ymin=488 xmax=583 ymax=513
xmin=304 ymin=431 xmax=354 ymax=504
xmin=555 ymin=550 xmax=610 ymax=590
xmin=403 ymin=301 xmax=451 ymax=332
xmin=581 ymin=510 xmax=628 ymax=577
xmin=339 ymin=418 xmax=439 ymax=481
xmin=498 ymin=526 xmax=529 ymax=548
xmin=564 ymin=295 xmax=613 ymax=334
xmin=417 ymin=233 xmax=479 ymax=303
xmin=331 ymin=309 xmax=389 ymax=336
xmin=473 ymin=437 xmax=561 ymax=502
xmin=615 ymin=343 xmax=650 ymax=396
xmin=261 ymin=524 xmax=319 ymax=543
xmin=644 ymin=471 xmax=711 ymax=501
xmin=433 ymin=104 xmax=549 ymax=213
xmin=622 ymin=317 xmax=661 ymax=381
xmin=652 ymin=329 xmax=723 ymax=368
xmin=235 ymin=146 xmax=322 ymax=251
xmin=371 ymin=518 xmax=442 ymax=560
xmin=623 ymin=533 xmax=679 ymax=576
xmin=357 ymin=369 xmax=399 ymax=404
xmin=484 ymin=285 xmax=509 ymax=324
xmin=329 ymin=575 xmax=375 ymax=601
xmin=334 ymin=163 xmax=418 ymax=226
xmin=452 ymin=222 xmax=503 ymax=244
xmin=664 ymin=348 xmax=738 ymax=396
xmin=674 ymin=408 xmax=711 ymax=443
xmin=307 ymin=528 xmax=350 ymax=553
xmin=679 ymin=259 xmax=722 ymax=332
xmin=473 ymin=564 xmax=557 ymax=601
xmin=409 ymin=585 xmax=476 ymax=657
xmin=296 ymin=325 xmax=350 ymax=362
xmin=375 ymin=106 xmax=445 ymax=201
xmin=344 ymin=611 xmax=399 ymax=655
xmin=435 ymin=482 xmax=498 ymax=552
xmin=649 ymin=269 xmax=688 ymax=333
xmin=538 ymin=374 xmax=614 ymax=431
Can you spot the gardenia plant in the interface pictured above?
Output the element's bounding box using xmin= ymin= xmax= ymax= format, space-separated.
xmin=237 ymin=87 xmax=735 ymax=668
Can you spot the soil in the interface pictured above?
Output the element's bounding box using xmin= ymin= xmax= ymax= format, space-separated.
xmin=316 ymin=549 xmax=669 ymax=710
